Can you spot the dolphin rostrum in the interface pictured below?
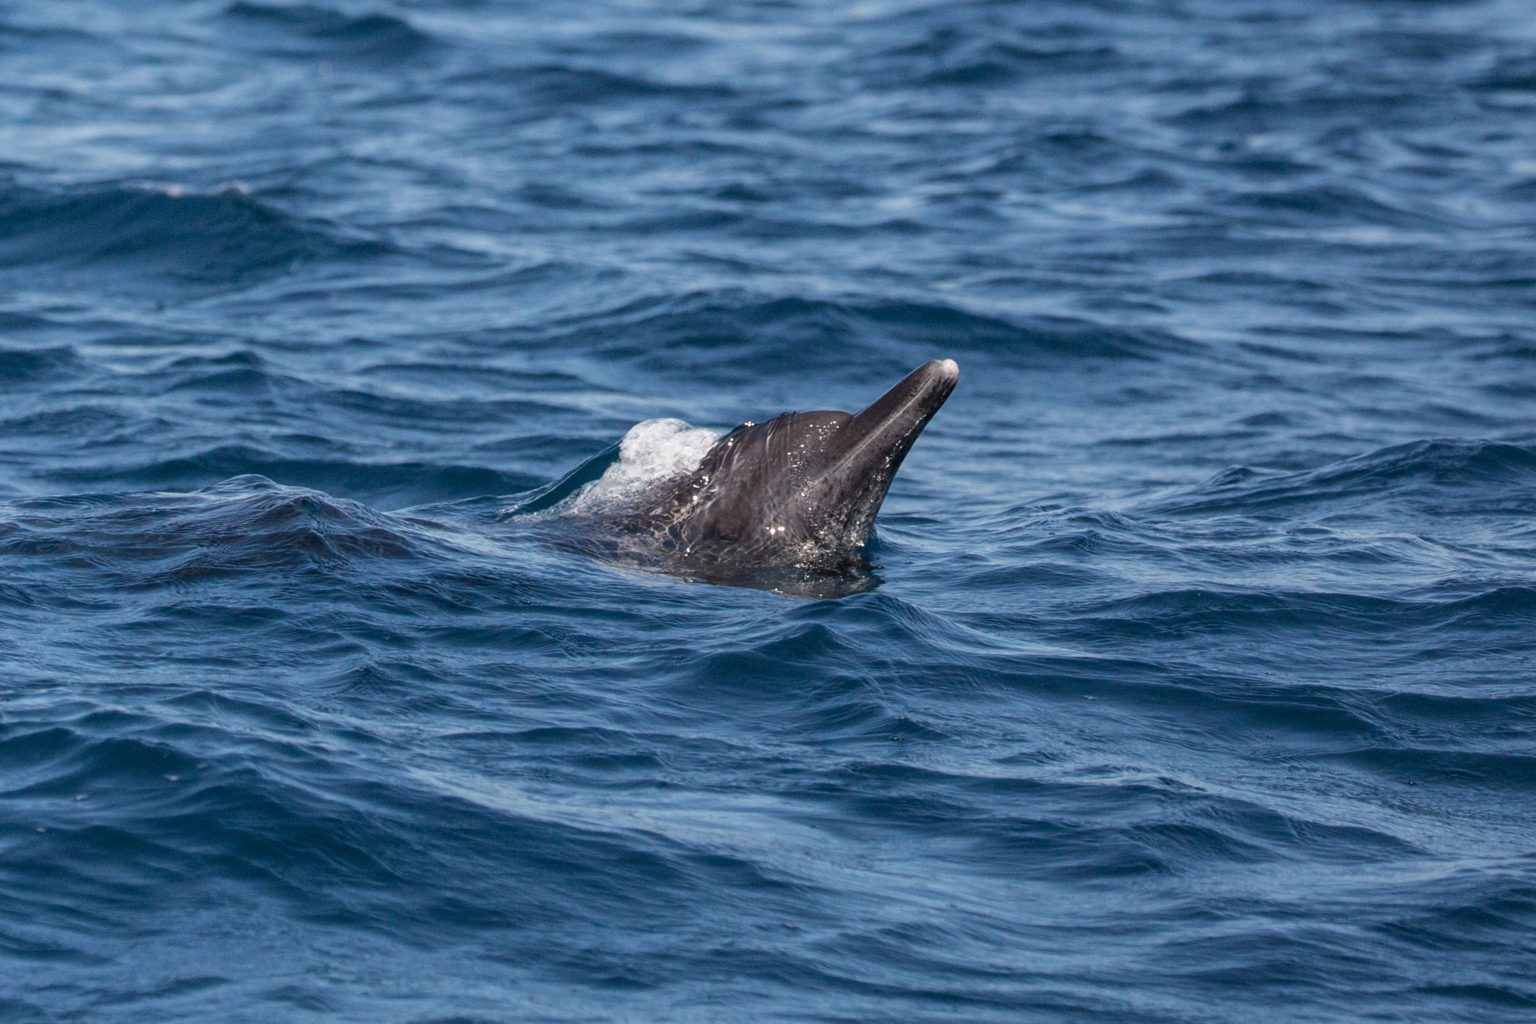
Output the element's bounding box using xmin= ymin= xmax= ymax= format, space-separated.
xmin=640 ymin=358 xmax=959 ymax=569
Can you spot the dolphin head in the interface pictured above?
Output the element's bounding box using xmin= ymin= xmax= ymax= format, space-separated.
xmin=653 ymin=359 xmax=959 ymax=566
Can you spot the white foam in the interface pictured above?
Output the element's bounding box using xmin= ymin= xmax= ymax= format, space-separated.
xmin=570 ymin=418 xmax=720 ymax=510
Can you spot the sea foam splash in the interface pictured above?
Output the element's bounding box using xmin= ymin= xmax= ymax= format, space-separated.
xmin=568 ymin=418 xmax=721 ymax=511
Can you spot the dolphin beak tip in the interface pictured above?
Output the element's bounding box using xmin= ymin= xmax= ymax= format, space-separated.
xmin=935 ymin=358 xmax=959 ymax=382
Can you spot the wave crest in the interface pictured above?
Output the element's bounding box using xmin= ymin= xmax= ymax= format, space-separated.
xmin=1156 ymin=439 xmax=1536 ymax=516
xmin=0 ymin=181 xmax=389 ymax=294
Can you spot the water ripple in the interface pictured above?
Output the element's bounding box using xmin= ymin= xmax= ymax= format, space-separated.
xmin=2 ymin=0 xmax=1535 ymax=1021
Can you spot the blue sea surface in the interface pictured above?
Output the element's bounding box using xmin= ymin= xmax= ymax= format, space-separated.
xmin=3 ymin=0 xmax=1535 ymax=1020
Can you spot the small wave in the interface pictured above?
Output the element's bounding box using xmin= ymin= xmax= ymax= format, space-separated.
xmin=0 ymin=478 xmax=431 ymax=589
xmin=1332 ymin=746 xmax=1536 ymax=791
xmin=0 ymin=404 xmax=134 ymax=450
xmin=0 ymin=713 xmax=546 ymax=942
xmin=1374 ymin=867 xmax=1536 ymax=970
xmin=872 ymin=28 xmax=1122 ymax=88
xmin=1071 ymin=585 xmax=1536 ymax=639
xmin=451 ymin=63 xmax=737 ymax=107
xmin=1165 ymin=88 xmax=1424 ymax=133
xmin=1469 ymin=54 xmax=1536 ymax=94
xmin=0 ymin=181 xmax=388 ymax=293
xmin=1208 ymin=183 xmax=1447 ymax=229
xmin=0 ymin=19 xmax=101 ymax=51
xmin=218 ymin=2 xmax=437 ymax=62
xmin=46 ymin=448 xmax=533 ymax=508
xmin=0 ymin=346 xmax=85 ymax=385
xmin=541 ymin=290 xmax=1198 ymax=370
xmin=1153 ymin=439 xmax=1536 ymax=516
xmin=520 ymin=63 xmax=736 ymax=103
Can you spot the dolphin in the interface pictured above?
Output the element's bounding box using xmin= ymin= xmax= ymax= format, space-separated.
xmin=639 ymin=358 xmax=959 ymax=570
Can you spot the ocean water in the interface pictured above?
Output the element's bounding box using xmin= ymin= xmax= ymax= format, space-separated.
xmin=3 ymin=0 xmax=1535 ymax=1020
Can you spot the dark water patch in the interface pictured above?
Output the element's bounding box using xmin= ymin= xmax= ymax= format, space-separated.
xmin=0 ymin=310 xmax=62 ymax=333
xmin=1153 ymin=439 xmax=1536 ymax=517
xmin=539 ymin=290 xmax=1198 ymax=375
xmin=1328 ymin=746 xmax=1536 ymax=790
xmin=953 ymin=557 xmax=1105 ymax=594
xmin=859 ymin=302 xmax=1198 ymax=362
xmin=1208 ymin=183 xmax=1449 ymax=229
xmin=0 ymin=17 xmax=112 ymax=66
xmin=869 ymin=26 xmax=1124 ymax=89
xmin=802 ymin=758 xmax=1426 ymax=872
xmin=0 ymin=406 xmax=138 ymax=449
xmin=510 ymin=182 xmax=616 ymax=212
xmin=162 ymin=361 xmax=297 ymax=397
xmin=1408 ymin=585 xmax=1536 ymax=629
xmin=1069 ymin=586 xmax=1536 ymax=642
xmin=1468 ymin=53 xmax=1536 ymax=94
xmin=0 ymin=182 xmax=391 ymax=294
xmin=354 ymin=358 xmax=588 ymax=394
xmin=330 ymin=388 xmax=577 ymax=434
xmin=966 ymin=646 xmax=1397 ymax=743
xmin=1377 ymin=690 xmax=1536 ymax=737
xmin=47 ymin=452 xmax=535 ymax=508
xmin=1413 ymin=983 xmax=1536 ymax=1013
xmin=1166 ymin=86 xmax=1446 ymax=135
xmin=450 ymin=62 xmax=738 ymax=111
xmin=0 ymin=345 xmax=86 ymax=385
xmin=552 ymin=27 xmax=712 ymax=59
xmin=1375 ymin=868 xmax=1536 ymax=957
xmin=0 ymin=479 xmax=432 ymax=590
xmin=218 ymin=2 xmax=438 ymax=63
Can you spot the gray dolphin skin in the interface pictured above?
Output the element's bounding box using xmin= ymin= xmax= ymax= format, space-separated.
xmin=644 ymin=358 xmax=959 ymax=568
